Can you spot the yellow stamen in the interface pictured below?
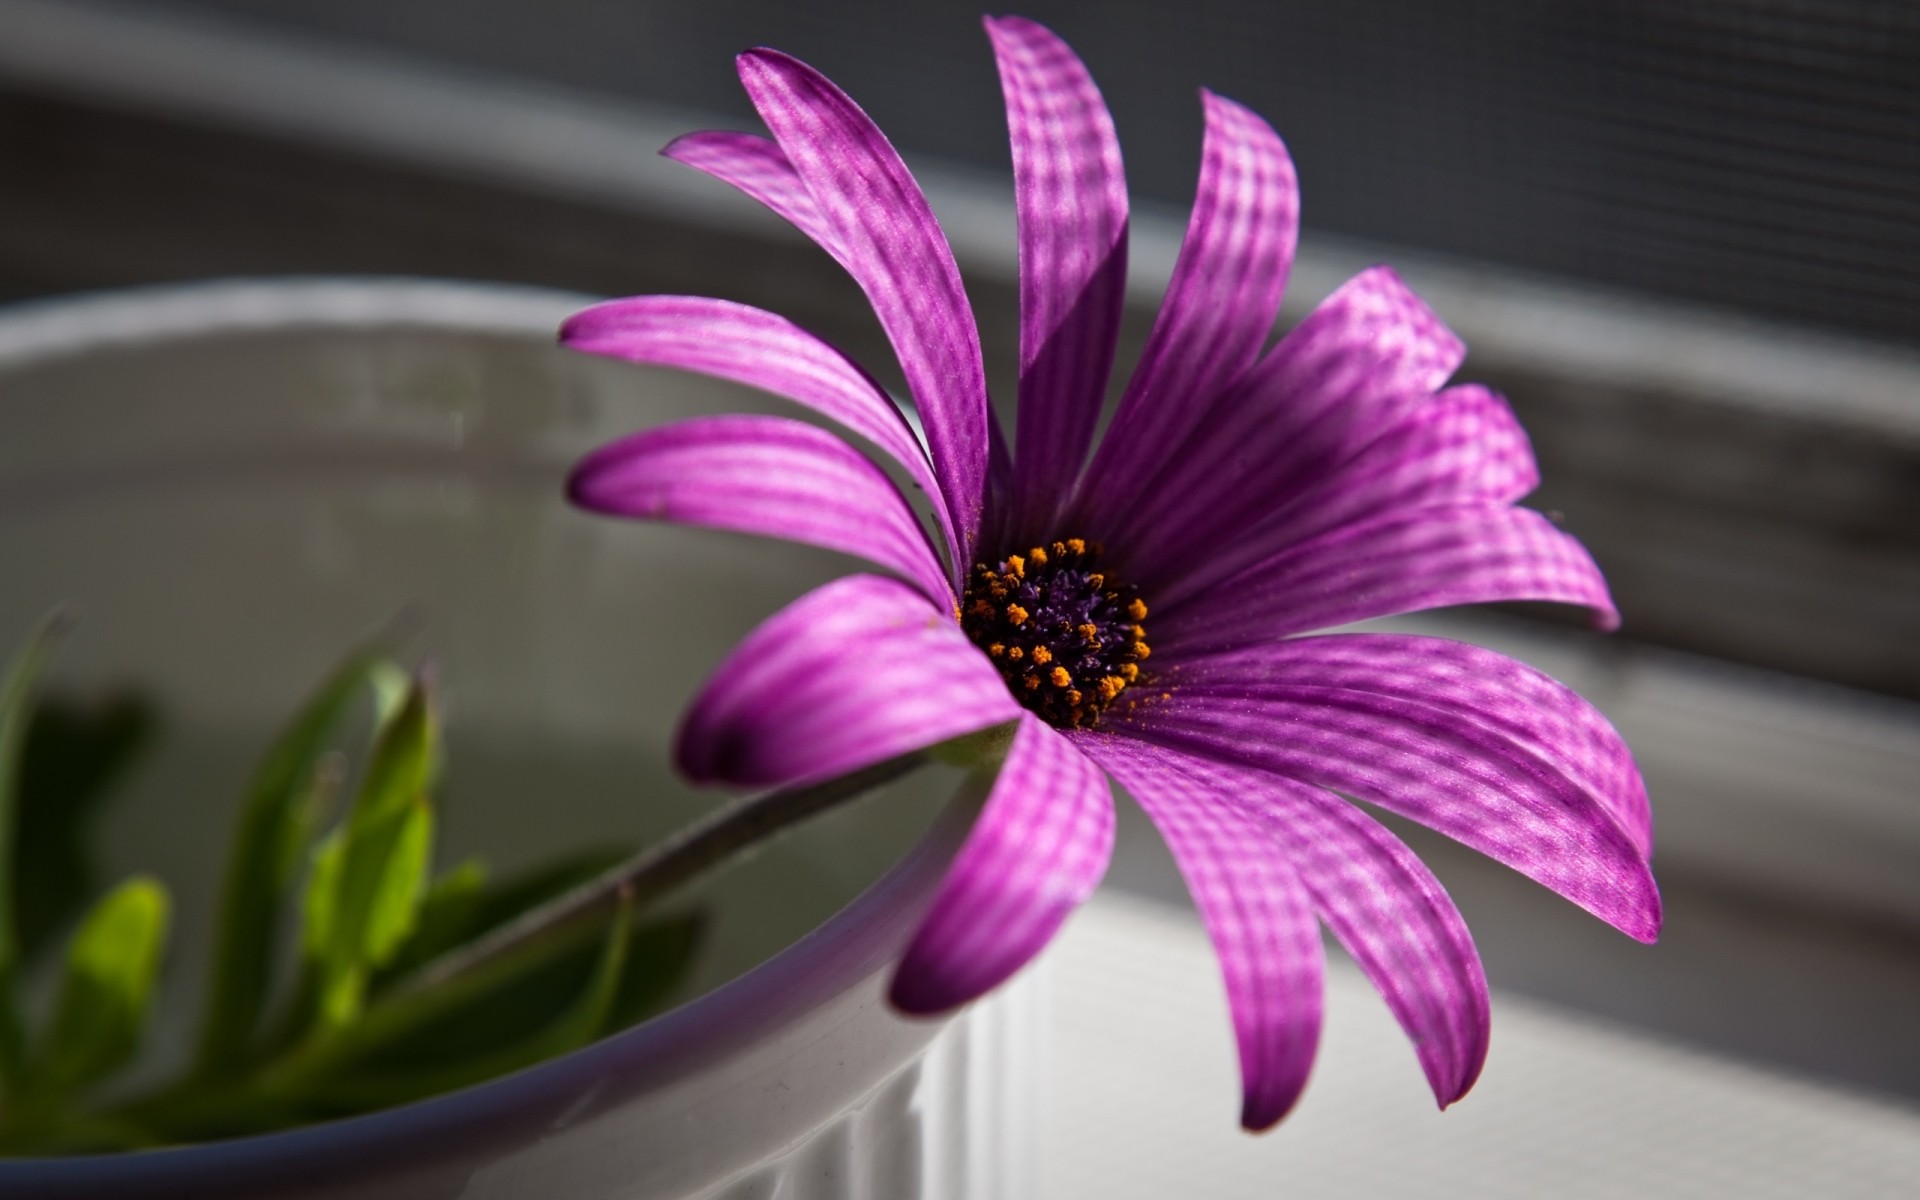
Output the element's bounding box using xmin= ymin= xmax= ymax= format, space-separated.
xmin=1120 ymin=662 xmax=1140 ymax=682
xmin=1096 ymin=676 xmax=1126 ymax=701
xmin=1030 ymin=645 xmax=1053 ymax=666
xmin=1076 ymin=623 xmax=1098 ymax=644
xmin=1065 ymin=537 xmax=1086 ymax=556
xmin=1006 ymin=554 xmax=1025 ymax=579
xmin=1028 ymin=545 xmax=1048 ymax=567
xmin=1127 ymin=598 xmax=1149 ymax=621
xmin=1007 ymin=604 xmax=1029 ymax=625
xmin=1066 ymin=689 xmax=1084 ymax=707
xmin=1023 ymin=675 xmax=1040 ymax=691
xmin=988 ymin=642 xmax=1006 ymax=658
xmin=1049 ymin=666 xmax=1072 ymax=688
xmin=1006 ymin=646 xmax=1025 ymax=661
xmin=1132 ymin=643 xmax=1152 ymax=660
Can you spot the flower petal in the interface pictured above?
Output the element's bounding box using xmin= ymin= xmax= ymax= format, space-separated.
xmin=737 ymin=49 xmax=996 ymax=564
xmin=1112 ymin=745 xmax=1488 ymax=1107
xmin=1120 ymin=684 xmax=1662 ymax=942
xmin=569 ymin=415 xmax=954 ymax=608
xmin=1157 ymin=503 xmax=1619 ymax=646
xmin=1119 ymin=267 xmax=1467 ymax=589
xmin=660 ymin=130 xmax=844 ymax=261
xmin=1077 ymin=90 xmax=1297 ymax=532
xmin=560 ymin=295 xmax=959 ymax=564
xmin=891 ymin=713 xmax=1113 ymax=1014
xmin=985 ymin=16 xmax=1129 ymax=541
xmin=677 ymin=575 xmax=1019 ymax=788
xmin=1251 ymin=383 xmax=1537 ymax=550
xmin=1080 ymin=734 xmax=1324 ymax=1131
xmin=1178 ymin=633 xmax=1652 ymax=859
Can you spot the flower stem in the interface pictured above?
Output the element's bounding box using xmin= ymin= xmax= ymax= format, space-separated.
xmin=388 ymin=751 xmax=931 ymax=1001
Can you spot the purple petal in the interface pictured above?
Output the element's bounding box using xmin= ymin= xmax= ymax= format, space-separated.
xmin=1253 ymin=383 xmax=1538 ymax=550
xmin=569 ymin=415 xmax=954 ymax=608
xmin=1080 ymin=734 xmax=1324 ymax=1131
xmin=1118 ymin=684 xmax=1662 ymax=942
xmin=1178 ymin=634 xmax=1651 ymax=859
xmin=677 ymin=575 xmax=1019 ymax=788
xmin=560 ymin=295 xmax=959 ymax=566
xmin=661 ymin=131 xmax=844 ymax=262
xmin=1156 ymin=503 xmax=1619 ymax=646
xmin=737 ymin=49 xmax=996 ymax=564
xmin=891 ymin=713 xmax=1113 ymax=1014
xmin=1077 ymin=90 xmax=1297 ymax=534
xmin=985 ymin=16 xmax=1128 ymax=542
xmin=1112 ymin=745 xmax=1488 ymax=1107
xmin=1116 ymin=266 xmax=1467 ymax=589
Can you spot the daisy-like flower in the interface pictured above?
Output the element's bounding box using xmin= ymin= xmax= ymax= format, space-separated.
xmin=564 ymin=16 xmax=1659 ymax=1129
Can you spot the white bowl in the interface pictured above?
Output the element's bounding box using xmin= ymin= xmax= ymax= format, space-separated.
xmin=0 ymin=278 xmax=1036 ymax=1199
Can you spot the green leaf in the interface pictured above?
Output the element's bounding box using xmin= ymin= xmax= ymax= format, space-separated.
xmin=0 ymin=610 xmax=73 ymax=1090
xmin=380 ymin=858 xmax=488 ymax=979
xmin=296 ymin=676 xmax=440 ymax=1033
xmin=33 ymin=876 xmax=170 ymax=1096
xmin=15 ymin=693 xmax=157 ymax=966
xmin=350 ymin=678 xmax=437 ymax=828
xmin=197 ymin=647 xmax=406 ymax=1076
xmin=309 ymin=797 xmax=434 ymax=1031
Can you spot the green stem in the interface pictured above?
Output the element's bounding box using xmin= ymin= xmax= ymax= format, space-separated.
xmin=388 ymin=751 xmax=928 ymax=1000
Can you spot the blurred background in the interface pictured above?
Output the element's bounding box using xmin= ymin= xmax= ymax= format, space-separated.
xmin=0 ymin=0 xmax=1915 ymax=1193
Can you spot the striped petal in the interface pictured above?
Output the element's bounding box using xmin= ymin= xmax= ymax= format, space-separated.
xmin=891 ymin=713 xmax=1113 ymax=1013
xmin=661 ymin=130 xmax=844 ymax=260
xmin=1077 ymin=90 xmax=1297 ymax=535
xmin=1120 ymin=685 xmax=1662 ymax=942
xmin=560 ymin=295 xmax=958 ymax=567
xmin=1257 ymin=383 xmax=1537 ymax=547
xmin=1082 ymin=734 xmax=1324 ymax=1131
xmin=677 ymin=575 xmax=1019 ymax=788
xmin=569 ymin=415 xmax=954 ymax=608
xmin=737 ymin=49 xmax=996 ymax=564
xmin=1157 ymin=504 xmax=1618 ymax=650
xmin=986 ymin=16 xmax=1129 ymax=542
xmin=1178 ymin=634 xmax=1651 ymax=858
xmin=1119 ymin=746 xmax=1488 ymax=1107
xmin=1122 ymin=267 xmax=1467 ymax=590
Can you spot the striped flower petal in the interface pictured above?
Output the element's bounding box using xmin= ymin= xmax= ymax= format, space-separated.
xmin=1123 ymin=746 xmax=1489 ymax=1107
xmin=661 ymin=130 xmax=844 ymax=261
xmin=1123 ymin=267 xmax=1466 ymax=589
xmin=1122 ymin=684 xmax=1662 ymax=941
xmin=560 ymin=295 xmax=958 ymax=567
xmin=569 ymin=415 xmax=954 ymax=608
xmin=677 ymin=575 xmax=1019 ymax=789
xmin=1157 ymin=504 xmax=1619 ymax=647
xmin=892 ymin=712 xmax=1113 ymax=1014
xmin=1176 ymin=634 xmax=1652 ymax=858
xmin=986 ymin=15 xmax=1129 ymax=542
xmin=737 ymin=48 xmax=998 ymax=565
xmin=1077 ymin=90 xmax=1297 ymax=536
xmin=1083 ymin=734 xmax=1325 ymax=1131
xmin=1253 ymin=383 xmax=1538 ymax=548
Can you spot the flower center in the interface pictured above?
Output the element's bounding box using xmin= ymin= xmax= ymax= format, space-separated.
xmin=960 ymin=537 xmax=1150 ymax=730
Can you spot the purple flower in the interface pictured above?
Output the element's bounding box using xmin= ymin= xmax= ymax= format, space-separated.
xmin=564 ymin=16 xmax=1658 ymax=1129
